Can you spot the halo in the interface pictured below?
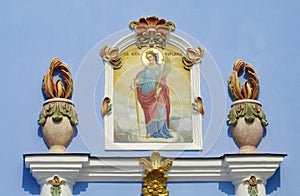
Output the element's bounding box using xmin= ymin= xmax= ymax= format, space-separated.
xmin=141 ymin=48 xmax=164 ymax=65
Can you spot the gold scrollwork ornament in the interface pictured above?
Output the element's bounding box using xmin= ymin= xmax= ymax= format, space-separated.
xmin=192 ymin=96 xmax=204 ymax=115
xmin=99 ymin=45 xmax=122 ymax=69
xmin=142 ymin=169 xmax=169 ymax=196
xmin=140 ymin=152 xmax=173 ymax=196
xmin=182 ymin=47 xmax=205 ymax=70
xmin=101 ymin=97 xmax=112 ymax=117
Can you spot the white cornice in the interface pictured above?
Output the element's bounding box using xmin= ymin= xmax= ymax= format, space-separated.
xmin=24 ymin=153 xmax=285 ymax=184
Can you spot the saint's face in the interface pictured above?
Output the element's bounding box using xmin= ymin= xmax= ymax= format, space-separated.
xmin=146 ymin=54 xmax=155 ymax=63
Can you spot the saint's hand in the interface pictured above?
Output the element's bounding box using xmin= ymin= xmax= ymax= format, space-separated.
xmin=155 ymin=86 xmax=162 ymax=99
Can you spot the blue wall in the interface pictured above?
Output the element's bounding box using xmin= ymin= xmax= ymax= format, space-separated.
xmin=1 ymin=0 xmax=299 ymax=195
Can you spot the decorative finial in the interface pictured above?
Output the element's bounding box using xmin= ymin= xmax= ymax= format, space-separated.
xmin=228 ymin=59 xmax=259 ymax=100
xmin=42 ymin=58 xmax=73 ymax=99
xmin=227 ymin=59 xmax=268 ymax=153
xmin=38 ymin=58 xmax=78 ymax=153
xmin=227 ymin=59 xmax=268 ymax=127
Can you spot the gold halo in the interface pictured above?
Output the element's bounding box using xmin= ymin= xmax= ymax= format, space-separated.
xmin=141 ymin=48 xmax=164 ymax=65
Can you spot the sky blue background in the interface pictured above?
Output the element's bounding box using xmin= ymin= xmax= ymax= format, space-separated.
xmin=1 ymin=0 xmax=299 ymax=195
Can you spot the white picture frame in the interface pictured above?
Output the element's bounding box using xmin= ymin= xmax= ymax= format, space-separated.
xmin=102 ymin=31 xmax=203 ymax=150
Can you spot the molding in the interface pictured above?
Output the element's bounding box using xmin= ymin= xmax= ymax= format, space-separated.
xmin=224 ymin=154 xmax=286 ymax=185
xmin=24 ymin=153 xmax=286 ymax=183
xmin=24 ymin=153 xmax=89 ymax=185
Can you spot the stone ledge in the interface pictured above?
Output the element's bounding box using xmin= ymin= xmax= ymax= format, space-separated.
xmin=24 ymin=153 xmax=286 ymax=183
